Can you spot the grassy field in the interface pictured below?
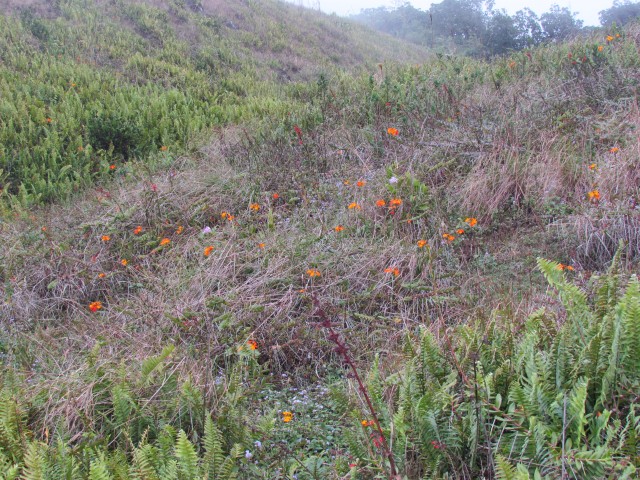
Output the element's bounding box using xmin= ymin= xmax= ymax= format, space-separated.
xmin=1 ymin=1 xmax=639 ymax=478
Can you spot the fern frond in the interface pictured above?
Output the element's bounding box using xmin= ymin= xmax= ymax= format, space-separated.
xmin=174 ymin=431 xmax=199 ymax=480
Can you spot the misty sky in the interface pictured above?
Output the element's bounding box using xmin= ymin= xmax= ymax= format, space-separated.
xmin=291 ymin=0 xmax=612 ymax=26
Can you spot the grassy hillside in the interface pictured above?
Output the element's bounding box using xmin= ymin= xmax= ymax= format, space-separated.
xmin=1 ymin=1 xmax=640 ymax=478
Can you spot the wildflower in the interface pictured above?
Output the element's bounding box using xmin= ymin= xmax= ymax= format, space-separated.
xmin=376 ymin=199 xmax=386 ymax=207
xmin=456 ymin=228 xmax=465 ymax=235
xmin=257 ymin=242 xmax=266 ymax=249
xmin=389 ymin=176 xmax=398 ymax=184
xmin=616 ymin=33 xmax=621 ymax=38
xmin=159 ymin=238 xmax=171 ymax=246
xmin=227 ymin=215 xmax=235 ymax=221
xmin=254 ymin=440 xmax=262 ymax=449
xmin=387 ymin=127 xmax=399 ymax=136
xmin=204 ymin=246 xmax=214 ymax=256
xmin=508 ymin=61 xmax=516 ymax=68
xmin=245 ymin=450 xmax=253 ymax=460
xmin=334 ymin=225 xmax=344 ymax=232
xmin=101 ymin=235 xmax=110 ymax=242
xmin=45 ymin=117 xmax=52 ymax=124
xmin=160 ymin=145 xmax=168 ymax=151
xmin=442 ymin=233 xmax=455 ymax=242
xmin=343 ymin=180 xmax=351 ymax=186
xmin=221 ymin=212 xmax=230 ymax=219
xmin=298 ymin=289 xmax=306 ymax=293
xmin=417 ymin=239 xmax=427 ymax=248
xmin=176 ymin=226 xmax=184 ymax=235
xmin=588 ymin=190 xmax=601 ymax=202
xmin=88 ymin=301 xmax=102 ymax=312
xmin=272 ymin=192 xmax=280 ymax=199
xmin=465 ymin=217 xmax=478 ymax=227
xmin=150 ymin=183 xmax=158 ymax=192
xmin=557 ymin=263 xmax=575 ymax=271
xmin=109 ymin=164 xmax=116 ymax=171
xmin=133 ymin=226 xmax=143 ymax=235
xmin=384 ymin=267 xmax=400 ymax=277
xmin=202 ymin=226 xmax=212 ymax=234
xmin=606 ymin=35 xmax=614 ymax=42
xmin=588 ymin=163 xmax=597 ymax=171
xmin=597 ymin=45 xmax=604 ymax=52
xmin=77 ymin=145 xmax=84 ymax=152
xmin=98 ymin=273 xmax=106 ymax=278
xmin=348 ymin=202 xmax=361 ymax=210
xmin=361 ymin=420 xmax=374 ymax=427
xmin=249 ymin=203 xmax=260 ymax=211
xmin=356 ymin=180 xmax=366 ymax=187
xmin=247 ymin=339 xmax=258 ymax=350
xmin=121 ymin=259 xmax=128 ymax=266
xmin=282 ymin=411 xmax=293 ymax=423
xmin=610 ymin=147 xmax=619 ymax=153
xmin=389 ymin=198 xmax=402 ymax=208
xmin=307 ymin=268 xmax=321 ymax=277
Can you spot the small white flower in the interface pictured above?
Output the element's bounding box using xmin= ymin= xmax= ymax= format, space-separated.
xmin=245 ymin=450 xmax=253 ymax=459
xmin=389 ymin=176 xmax=398 ymax=184
xmin=254 ymin=440 xmax=262 ymax=449
xmin=202 ymin=226 xmax=212 ymax=234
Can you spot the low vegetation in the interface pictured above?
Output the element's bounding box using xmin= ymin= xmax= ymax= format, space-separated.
xmin=1 ymin=0 xmax=639 ymax=478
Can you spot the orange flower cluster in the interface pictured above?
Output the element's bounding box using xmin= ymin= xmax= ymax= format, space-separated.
xmin=387 ymin=127 xmax=399 ymax=136
xmin=588 ymin=190 xmax=601 ymax=202
xmin=133 ymin=226 xmax=143 ymax=235
xmin=334 ymin=225 xmax=344 ymax=232
xmin=356 ymin=180 xmax=366 ymax=187
xmin=307 ymin=268 xmax=321 ymax=277
xmin=465 ymin=217 xmax=477 ymax=227
xmin=88 ymin=301 xmax=102 ymax=312
xmin=361 ymin=420 xmax=374 ymax=427
xmin=417 ymin=239 xmax=427 ymax=248
xmin=101 ymin=235 xmax=110 ymax=242
xmin=247 ymin=339 xmax=258 ymax=350
xmin=258 ymin=242 xmax=265 ymax=249
xmin=250 ymin=203 xmax=260 ymax=211
xmin=376 ymin=199 xmax=386 ymax=207
xmin=348 ymin=202 xmax=361 ymax=210
xmin=282 ymin=411 xmax=293 ymax=423
xmin=159 ymin=238 xmax=171 ymax=246
xmin=176 ymin=226 xmax=184 ymax=235
xmin=204 ymin=246 xmax=214 ymax=256
xmin=557 ymin=263 xmax=575 ymax=271
xmin=442 ymin=233 xmax=455 ymax=243
xmin=384 ymin=267 xmax=400 ymax=277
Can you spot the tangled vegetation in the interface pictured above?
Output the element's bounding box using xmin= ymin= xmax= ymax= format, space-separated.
xmin=1 ymin=0 xmax=639 ymax=478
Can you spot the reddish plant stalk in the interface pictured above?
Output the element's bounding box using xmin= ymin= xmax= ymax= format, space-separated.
xmin=312 ymin=297 xmax=398 ymax=478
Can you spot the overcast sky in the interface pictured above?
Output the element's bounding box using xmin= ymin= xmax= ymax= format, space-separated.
xmin=290 ymin=0 xmax=612 ymax=26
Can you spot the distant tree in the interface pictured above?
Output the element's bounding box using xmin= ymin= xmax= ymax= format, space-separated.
xmin=484 ymin=10 xmax=519 ymax=55
xmin=599 ymin=0 xmax=640 ymax=26
xmin=351 ymin=4 xmax=431 ymax=45
xmin=540 ymin=5 xmax=583 ymax=41
xmin=513 ymin=8 xmax=544 ymax=48
xmin=429 ymin=0 xmax=487 ymax=43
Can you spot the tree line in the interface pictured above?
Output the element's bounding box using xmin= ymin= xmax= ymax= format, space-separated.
xmin=351 ymin=1 xmax=640 ymax=56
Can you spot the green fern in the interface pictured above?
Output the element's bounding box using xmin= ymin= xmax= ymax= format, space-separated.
xmin=174 ymin=430 xmax=199 ymax=480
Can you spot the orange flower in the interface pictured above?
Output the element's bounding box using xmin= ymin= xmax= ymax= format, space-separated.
xmin=610 ymin=147 xmax=619 ymax=153
xmin=273 ymin=192 xmax=280 ymax=199
xmin=109 ymin=164 xmax=116 ymax=170
xmin=258 ymin=242 xmax=265 ymax=249
xmin=597 ymin=45 xmax=604 ymax=52
xmin=389 ymin=198 xmax=402 ymax=207
xmin=588 ymin=190 xmax=601 ymax=201
xmin=375 ymin=199 xmax=386 ymax=207
xmin=456 ymin=228 xmax=465 ymax=235
xmin=121 ymin=259 xmax=128 ymax=266
xmin=334 ymin=225 xmax=344 ymax=232
xmin=176 ymin=226 xmax=184 ymax=235
xmin=133 ymin=226 xmax=143 ymax=235
xmin=417 ymin=239 xmax=427 ymax=248
xmin=387 ymin=127 xmax=399 ymax=136
xmin=45 ymin=117 xmax=52 ymax=124
xmin=282 ymin=411 xmax=293 ymax=423
xmin=557 ymin=263 xmax=575 ymax=271
xmin=606 ymin=35 xmax=614 ymax=42
xmin=204 ymin=246 xmax=214 ymax=256
xmin=442 ymin=233 xmax=455 ymax=242
xmin=77 ymin=145 xmax=84 ymax=152
xmin=465 ymin=217 xmax=477 ymax=227
xmin=306 ymin=268 xmax=321 ymax=277
xmin=348 ymin=202 xmax=361 ymax=210
xmin=588 ymin=163 xmax=597 ymax=171
xmin=101 ymin=235 xmax=110 ymax=242
xmin=88 ymin=301 xmax=102 ymax=312
xmin=361 ymin=420 xmax=374 ymax=427
xmin=159 ymin=238 xmax=171 ymax=246
xmin=343 ymin=180 xmax=351 ymax=186
xmin=160 ymin=145 xmax=168 ymax=151
xmin=247 ymin=339 xmax=258 ymax=350
xmin=356 ymin=180 xmax=366 ymax=187
xmin=298 ymin=288 xmax=307 ymax=293
xmin=227 ymin=215 xmax=235 ymax=221
xmin=250 ymin=203 xmax=260 ymax=211
xmin=384 ymin=267 xmax=400 ymax=277
xmin=98 ymin=273 xmax=106 ymax=279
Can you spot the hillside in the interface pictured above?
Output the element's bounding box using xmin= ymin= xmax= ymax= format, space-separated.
xmin=1 ymin=2 xmax=640 ymax=479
